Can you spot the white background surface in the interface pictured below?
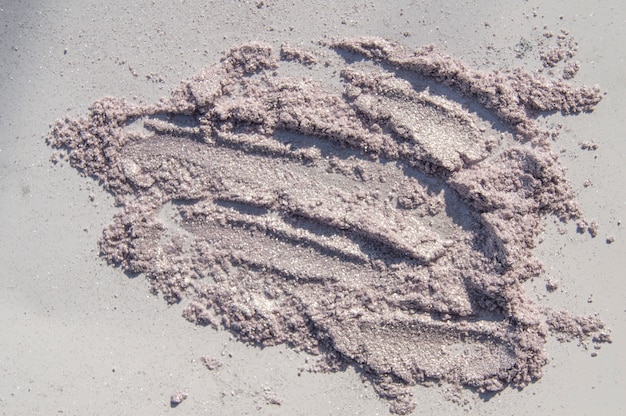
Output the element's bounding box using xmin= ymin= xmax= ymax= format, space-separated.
xmin=1 ymin=1 xmax=624 ymax=414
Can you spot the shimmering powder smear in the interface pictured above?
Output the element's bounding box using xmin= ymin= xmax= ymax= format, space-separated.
xmin=48 ymin=38 xmax=611 ymax=414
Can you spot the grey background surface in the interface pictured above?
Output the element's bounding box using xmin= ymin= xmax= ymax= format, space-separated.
xmin=1 ymin=1 xmax=624 ymax=414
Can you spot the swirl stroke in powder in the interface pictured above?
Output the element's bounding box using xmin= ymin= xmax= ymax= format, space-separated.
xmin=48 ymin=37 xmax=611 ymax=414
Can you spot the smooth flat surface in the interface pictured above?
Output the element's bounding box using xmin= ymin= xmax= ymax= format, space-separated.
xmin=1 ymin=1 xmax=624 ymax=415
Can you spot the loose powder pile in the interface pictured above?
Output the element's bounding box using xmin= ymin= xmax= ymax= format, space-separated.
xmin=48 ymin=37 xmax=611 ymax=414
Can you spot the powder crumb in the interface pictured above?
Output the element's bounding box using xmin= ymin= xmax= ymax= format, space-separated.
xmin=546 ymin=279 xmax=560 ymax=293
xmin=606 ymin=235 xmax=615 ymax=244
xmin=563 ymin=61 xmax=580 ymax=80
xmin=541 ymin=48 xmax=568 ymax=67
xmin=593 ymin=332 xmax=612 ymax=344
xmin=588 ymin=220 xmax=600 ymax=237
xmin=170 ymin=390 xmax=188 ymax=407
xmin=280 ymin=42 xmax=318 ymax=66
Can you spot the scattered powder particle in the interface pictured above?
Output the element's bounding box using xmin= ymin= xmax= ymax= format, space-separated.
xmin=262 ymin=388 xmax=283 ymax=406
xmin=540 ymin=31 xmax=578 ymax=68
xmin=200 ymin=356 xmax=223 ymax=371
xmin=47 ymin=38 xmax=610 ymax=414
xmin=146 ymin=72 xmax=165 ymax=83
xmin=606 ymin=236 xmax=615 ymax=244
xmin=588 ymin=220 xmax=600 ymax=237
xmin=170 ymin=390 xmax=188 ymax=407
xmin=580 ymin=141 xmax=599 ymax=151
xmin=515 ymin=37 xmax=533 ymax=59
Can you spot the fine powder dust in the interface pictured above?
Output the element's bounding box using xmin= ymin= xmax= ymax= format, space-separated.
xmin=48 ymin=37 xmax=611 ymax=414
